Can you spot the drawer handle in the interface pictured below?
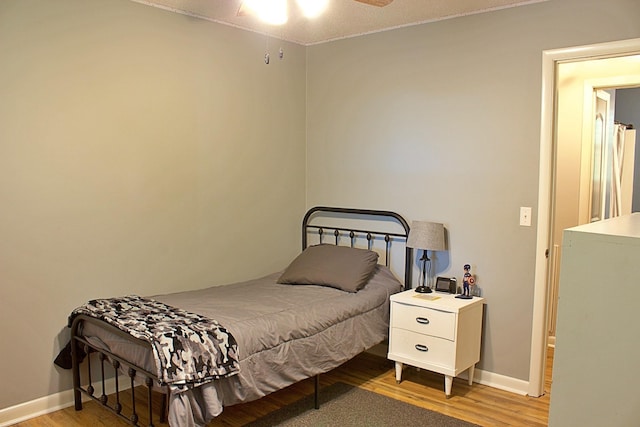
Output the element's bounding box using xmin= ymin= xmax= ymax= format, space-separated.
xmin=415 ymin=344 xmax=429 ymax=352
xmin=416 ymin=317 xmax=430 ymax=325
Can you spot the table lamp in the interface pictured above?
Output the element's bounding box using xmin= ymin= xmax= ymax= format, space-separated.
xmin=406 ymin=221 xmax=446 ymax=293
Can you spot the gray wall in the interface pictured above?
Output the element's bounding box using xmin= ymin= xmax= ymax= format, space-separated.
xmin=0 ymin=0 xmax=306 ymax=410
xmin=614 ymin=87 xmax=640 ymax=212
xmin=305 ymin=0 xmax=640 ymax=381
xmin=2 ymin=0 xmax=640 ymax=416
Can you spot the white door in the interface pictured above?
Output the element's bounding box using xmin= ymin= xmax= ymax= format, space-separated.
xmin=585 ymin=90 xmax=611 ymax=223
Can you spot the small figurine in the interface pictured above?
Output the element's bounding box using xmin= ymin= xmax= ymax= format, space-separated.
xmin=457 ymin=264 xmax=475 ymax=299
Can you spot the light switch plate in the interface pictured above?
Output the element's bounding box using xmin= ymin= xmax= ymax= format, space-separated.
xmin=520 ymin=207 xmax=532 ymax=226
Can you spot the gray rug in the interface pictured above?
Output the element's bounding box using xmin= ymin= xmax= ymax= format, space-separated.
xmin=244 ymin=382 xmax=480 ymax=426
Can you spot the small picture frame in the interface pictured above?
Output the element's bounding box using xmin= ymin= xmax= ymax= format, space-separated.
xmin=435 ymin=276 xmax=455 ymax=293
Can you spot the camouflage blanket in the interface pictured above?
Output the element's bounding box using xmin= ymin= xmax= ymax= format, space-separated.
xmin=69 ymin=295 xmax=239 ymax=391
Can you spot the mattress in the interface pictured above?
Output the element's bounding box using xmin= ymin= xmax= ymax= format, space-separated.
xmin=80 ymin=264 xmax=403 ymax=426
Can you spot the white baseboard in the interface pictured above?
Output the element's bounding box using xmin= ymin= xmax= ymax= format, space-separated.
xmin=0 ymin=366 xmax=531 ymax=426
xmin=368 ymin=343 xmax=530 ymax=396
xmin=0 ymin=377 xmax=124 ymax=427
xmin=0 ymin=388 xmax=75 ymax=427
xmin=369 ymin=344 xmax=530 ymax=396
xmin=464 ymin=368 xmax=529 ymax=396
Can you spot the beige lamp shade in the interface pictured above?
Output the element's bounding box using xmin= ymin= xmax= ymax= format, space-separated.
xmin=406 ymin=221 xmax=446 ymax=251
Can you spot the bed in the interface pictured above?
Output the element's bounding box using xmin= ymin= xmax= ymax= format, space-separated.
xmin=66 ymin=206 xmax=413 ymax=426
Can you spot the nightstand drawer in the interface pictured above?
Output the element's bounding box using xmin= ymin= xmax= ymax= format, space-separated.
xmin=391 ymin=302 xmax=455 ymax=340
xmin=389 ymin=328 xmax=455 ymax=368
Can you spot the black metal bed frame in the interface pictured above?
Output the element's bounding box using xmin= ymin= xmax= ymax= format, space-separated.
xmin=70 ymin=206 xmax=412 ymax=426
xmin=302 ymin=206 xmax=412 ymax=289
xmin=71 ymin=315 xmax=169 ymax=425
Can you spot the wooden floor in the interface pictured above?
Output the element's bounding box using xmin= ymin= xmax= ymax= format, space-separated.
xmin=14 ymin=347 xmax=553 ymax=426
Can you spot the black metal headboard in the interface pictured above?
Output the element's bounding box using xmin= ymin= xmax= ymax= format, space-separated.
xmin=302 ymin=206 xmax=413 ymax=290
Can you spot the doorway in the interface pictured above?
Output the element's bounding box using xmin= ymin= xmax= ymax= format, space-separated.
xmin=547 ymin=63 xmax=640 ymax=347
xmin=528 ymin=38 xmax=640 ymax=398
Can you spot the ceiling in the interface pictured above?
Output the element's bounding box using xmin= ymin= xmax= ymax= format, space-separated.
xmin=130 ymin=0 xmax=544 ymax=45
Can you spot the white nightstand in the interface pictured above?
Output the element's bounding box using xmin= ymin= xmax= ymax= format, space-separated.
xmin=387 ymin=290 xmax=484 ymax=397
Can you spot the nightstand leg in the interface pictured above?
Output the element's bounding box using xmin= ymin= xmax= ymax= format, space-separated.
xmin=394 ymin=362 xmax=403 ymax=383
xmin=468 ymin=364 xmax=475 ymax=385
xmin=444 ymin=375 xmax=453 ymax=398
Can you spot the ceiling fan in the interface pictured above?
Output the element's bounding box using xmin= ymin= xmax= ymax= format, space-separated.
xmin=238 ymin=0 xmax=394 ymax=25
xmin=353 ymin=0 xmax=394 ymax=5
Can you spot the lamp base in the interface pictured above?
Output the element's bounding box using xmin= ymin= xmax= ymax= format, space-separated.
xmin=414 ymin=286 xmax=432 ymax=293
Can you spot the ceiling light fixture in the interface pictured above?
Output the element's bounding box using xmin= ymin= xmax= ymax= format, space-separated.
xmin=239 ymin=0 xmax=392 ymax=27
xmin=296 ymin=0 xmax=329 ymax=18
xmin=241 ymin=0 xmax=288 ymax=25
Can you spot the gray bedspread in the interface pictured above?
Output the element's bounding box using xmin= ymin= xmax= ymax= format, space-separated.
xmin=81 ymin=265 xmax=402 ymax=426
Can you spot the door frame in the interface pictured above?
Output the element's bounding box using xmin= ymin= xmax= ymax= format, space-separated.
xmin=529 ymin=37 xmax=640 ymax=397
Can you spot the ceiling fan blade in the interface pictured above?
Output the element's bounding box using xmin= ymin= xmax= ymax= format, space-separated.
xmin=353 ymin=0 xmax=394 ymax=6
xmin=237 ymin=2 xmax=249 ymax=16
